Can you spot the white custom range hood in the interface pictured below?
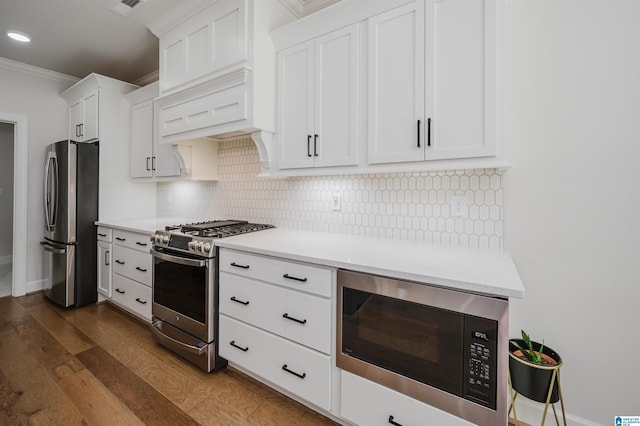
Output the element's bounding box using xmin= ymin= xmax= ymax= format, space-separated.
xmin=148 ymin=0 xmax=296 ymax=170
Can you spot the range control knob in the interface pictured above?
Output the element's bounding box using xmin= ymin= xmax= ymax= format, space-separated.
xmin=203 ymin=243 xmax=212 ymax=253
xmin=188 ymin=241 xmax=196 ymax=251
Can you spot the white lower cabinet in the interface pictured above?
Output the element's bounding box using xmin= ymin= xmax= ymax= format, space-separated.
xmin=341 ymin=371 xmax=473 ymax=426
xmin=97 ymin=226 xmax=153 ymax=322
xmin=219 ymin=315 xmax=331 ymax=411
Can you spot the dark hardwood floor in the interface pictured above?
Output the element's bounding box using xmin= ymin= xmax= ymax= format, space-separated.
xmin=0 ymin=293 xmax=338 ymax=425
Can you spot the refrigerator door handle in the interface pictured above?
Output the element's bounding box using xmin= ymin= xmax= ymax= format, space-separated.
xmin=40 ymin=241 xmax=66 ymax=254
xmin=43 ymin=152 xmax=57 ymax=232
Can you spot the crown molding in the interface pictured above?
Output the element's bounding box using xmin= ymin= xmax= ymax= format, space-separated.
xmin=0 ymin=57 xmax=79 ymax=85
xmin=132 ymin=70 xmax=159 ymax=87
xmin=278 ymin=0 xmax=340 ymax=18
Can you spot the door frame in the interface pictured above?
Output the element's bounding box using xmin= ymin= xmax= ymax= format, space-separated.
xmin=0 ymin=112 xmax=28 ymax=297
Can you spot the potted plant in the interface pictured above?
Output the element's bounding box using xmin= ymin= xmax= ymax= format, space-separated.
xmin=509 ymin=330 xmax=562 ymax=404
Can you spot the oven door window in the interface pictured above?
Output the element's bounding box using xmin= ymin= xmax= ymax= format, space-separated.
xmin=342 ymin=287 xmax=464 ymax=396
xmin=153 ymin=256 xmax=207 ymax=324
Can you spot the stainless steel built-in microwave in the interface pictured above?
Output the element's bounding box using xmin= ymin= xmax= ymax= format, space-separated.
xmin=337 ymin=269 xmax=509 ymax=425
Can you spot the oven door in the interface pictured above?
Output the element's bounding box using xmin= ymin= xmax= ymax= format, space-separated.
xmin=151 ymin=247 xmax=215 ymax=343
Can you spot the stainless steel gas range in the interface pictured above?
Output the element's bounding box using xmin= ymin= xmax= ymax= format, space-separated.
xmin=149 ymin=220 xmax=274 ymax=372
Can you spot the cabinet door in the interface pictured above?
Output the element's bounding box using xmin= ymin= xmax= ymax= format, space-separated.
xmin=313 ymin=24 xmax=359 ymax=167
xmin=82 ymin=90 xmax=99 ymax=141
xmin=277 ymin=40 xmax=315 ymax=169
xmin=367 ymin=1 xmax=425 ymax=164
xmin=152 ymin=103 xmax=182 ymax=177
xmin=426 ymin=0 xmax=497 ymax=160
xmin=130 ymin=101 xmax=154 ymax=178
xmin=97 ymin=241 xmax=112 ymax=297
xmin=69 ymin=99 xmax=83 ymax=141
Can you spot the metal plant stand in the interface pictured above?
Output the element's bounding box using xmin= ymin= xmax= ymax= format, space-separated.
xmin=508 ymin=353 xmax=566 ymax=426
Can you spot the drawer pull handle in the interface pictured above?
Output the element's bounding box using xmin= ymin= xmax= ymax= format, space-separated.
xmin=98 ymin=233 xmax=107 ymax=237
xmin=115 ymin=237 xmax=126 ymax=241
xmin=282 ymin=313 xmax=307 ymax=325
xmin=115 ymin=288 xmax=125 ymax=294
xmin=135 ymin=266 xmax=147 ymax=272
xmin=136 ymin=242 xmax=148 ymax=247
xmin=230 ymin=340 xmax=249 ymax=352
xmin=135 ymin=298 xmax=147 ymax=305
xmin=282 ymin=364 xmax=306 ymax=379
xmin=230 ymin=296 xmax=249 ymax=306
xmin=388 ymin=415 xmax=403 ymax=426
xmin=231 ymin=262 xmax=250 ymax=269
xmin=283 ymin=274 xmax=307 ymax=283
xmin=115 ymin=260 xmax=125 ymax=265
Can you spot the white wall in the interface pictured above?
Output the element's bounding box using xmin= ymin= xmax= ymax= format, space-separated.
xmin=0 ymin=63 xmax=76 ymax=290
xmin=0 ymin=122 xmax=14 ymax=258
xmin=505 ymin=1 xmax=640 ymax=424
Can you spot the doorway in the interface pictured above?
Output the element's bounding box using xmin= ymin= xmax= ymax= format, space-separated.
xmin=0 ymin=122 xmax=14 ymax=297
xmin=0 ymin=112 xmax=28 ymax=298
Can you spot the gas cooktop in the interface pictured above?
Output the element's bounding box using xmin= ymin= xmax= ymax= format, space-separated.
xmin=152 ymin=220 xmax=274 ymax=257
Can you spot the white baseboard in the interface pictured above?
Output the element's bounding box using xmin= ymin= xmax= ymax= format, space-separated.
xmin=27 ymin=279 xmax=47 ymax=294
xmin=0 ymin=255 xmax=12 ymax=265
xmin=512 ymin=398 xmax=604 ymax=426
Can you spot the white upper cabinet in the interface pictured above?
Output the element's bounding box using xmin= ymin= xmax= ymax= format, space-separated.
xmin=425 ymin=0 xmax=497 ymax=160
xmin=370 ymin=0 xmax=497 ymax=164
xmin=126 ymin=82 xmax=182 ymax=179
xmin=159 ymin=0 xmax=248 ymax=94
xmin=68 ymin=90 xmax=99 ymax=142
xmin=278 ymin=24 xmax=359 ymax=169
xmin=272 ymin=0 xmax=505 ymax=175
xmin=367 ymin=1 xmax=425 ymax=164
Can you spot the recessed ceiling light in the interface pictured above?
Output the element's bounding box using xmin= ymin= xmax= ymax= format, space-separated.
xmin=7 ymin=31 xmax=31 ymax=43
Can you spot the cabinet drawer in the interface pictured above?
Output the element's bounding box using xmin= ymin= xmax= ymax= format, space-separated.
xmin=113 ymin=245 xmax=152 ymax=286
xmin=219 ymin=272 xmax=331 ymax=354
xmin=112 ymin=229 xmax=152 ymax=252
xmin=341 ymin=371 xmax=473 ymax=426
xmin=112 ymin=274 xmax=152 ymax=322
xmin=97 ymin=226 xmax=112 ymax=242
xmin=219 ymin=315 xmax=331 ymax=411
xmin=219 ymin=249 xmax=333 ymax=298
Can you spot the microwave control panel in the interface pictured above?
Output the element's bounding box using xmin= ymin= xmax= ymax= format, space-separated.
xmin=462 ymin=315 xmax=498 ymax=409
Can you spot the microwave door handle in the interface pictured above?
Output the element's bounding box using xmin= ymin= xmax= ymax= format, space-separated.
xmin=151 ymin=249 xmax=206 ymax=268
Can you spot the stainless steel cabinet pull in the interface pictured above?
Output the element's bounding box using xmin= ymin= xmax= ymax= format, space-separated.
xmin=152 ymin=156 xmax=156 ymax=171
xmin=282 ymin=313 xmax=307 ymax=325
xmin=98 ymin=233 xmax=107 ymax=237
xmin=307 ymin=135 xmax=312 ymax=157
xmin=146 ymin=157 xmax=151 ymax=171
xmin=115 ymin=288 xmax=125 ymax=294
xmin=116 ymin=237 xmax=126 ymax=241
xmin=136 ymin=242 xmax=148 ymax=247
xmin=230 ymin=262 xmax=250 ymax=269
xmin=230 ymin=296 xmax=249 ymax=306
xmin=135 ymin=266 xmax=147 ymax=272
xmin=115 ymin=259 xmax=125 ymax=265
xmin=388 ymin=415 xmax=403 ymax=426
xmin=79 ymin=123 xmax=84 ymax=137
xmin=283 ymin=273 xmax=307 ymax=283
xmin=105 ymin=251 xmax=110 ymax=266
xmin=230 ymin=340 xmax=249 ymax=352
xmin=135 ymin=298 xmax=147 ymax=305
xmin=282 ymin=364 xmax=306 ymax=379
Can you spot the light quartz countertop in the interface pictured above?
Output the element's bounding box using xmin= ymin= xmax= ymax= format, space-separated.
xmin=94 ymin=218 xmax=524 ymax=298
xmin=215 ymin=228 xmax=525 ymax=299
xmin=95 ymin=217 xmax=194 ymax=234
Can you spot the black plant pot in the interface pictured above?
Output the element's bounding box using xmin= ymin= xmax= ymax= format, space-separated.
xmin=509 ymin=339 xmax=562 ymax=404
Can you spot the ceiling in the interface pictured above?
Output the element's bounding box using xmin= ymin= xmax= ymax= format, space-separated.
xmin=0 ymin=0 xmax=184 ymax=85
xmin=0 ymin=0 xmax=339 ymax=86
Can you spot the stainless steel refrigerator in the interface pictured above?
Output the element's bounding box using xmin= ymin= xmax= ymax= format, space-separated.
xmin=41 ymin=140 xmax=99 ymax=307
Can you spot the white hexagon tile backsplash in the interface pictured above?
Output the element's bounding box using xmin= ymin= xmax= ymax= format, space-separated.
xmin=157 ymin=137 xmax=504 ymax=249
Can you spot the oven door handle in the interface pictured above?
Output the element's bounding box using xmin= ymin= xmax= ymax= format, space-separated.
xmin=151 ymin=249 xmax=207 ymax=267
xmin=150 ymin=320 xmax=207 ymax=355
